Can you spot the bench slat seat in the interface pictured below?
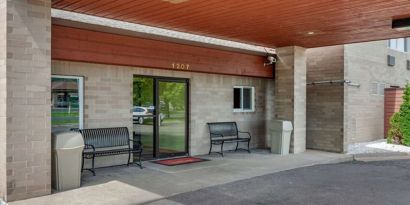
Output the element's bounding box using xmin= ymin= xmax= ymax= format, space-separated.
xmin=207 ymin=122 xmax=251 ymax=156
xmin=210 ymin=137 xmax=250 ymax=142
xmin=78 ymin=127 xmax=143 ymax=176
xmin=83 ymin=148 xmax=143 ymax=158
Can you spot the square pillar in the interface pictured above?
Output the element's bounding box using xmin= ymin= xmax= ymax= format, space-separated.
xmin=0 ymin=0 xmax=7 ymax=201
xmin=275 ymin=46 xmax=307 ymax=153
xmin=0 ymin=0 xmax=51 ymax=202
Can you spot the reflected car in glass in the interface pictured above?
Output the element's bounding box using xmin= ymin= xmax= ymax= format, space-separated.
xmin=133 ymin=106 xmax=164 ymax=125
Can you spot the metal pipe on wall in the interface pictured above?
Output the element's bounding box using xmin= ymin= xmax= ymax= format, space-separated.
xmin=307 ymin=80 xmax=360 ymax=87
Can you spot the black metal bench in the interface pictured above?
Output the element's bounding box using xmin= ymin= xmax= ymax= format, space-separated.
xmin=79 ymin=127 xmax=143 ymax=176
xmin=207 ymin=122 xmax=251 ymax=156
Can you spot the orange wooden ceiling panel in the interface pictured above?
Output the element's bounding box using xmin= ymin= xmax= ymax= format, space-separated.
xmin=52 ymin=0 xmax=410 ymax=48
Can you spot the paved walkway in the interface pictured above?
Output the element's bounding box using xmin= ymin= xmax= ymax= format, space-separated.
xmin=150 ymin=159 xmax=410 ymax=205
xmin=10 ymin=150 xmax=351 ymax=205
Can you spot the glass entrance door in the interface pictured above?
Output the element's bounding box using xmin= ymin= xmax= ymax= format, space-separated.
xmin=157 ymin=79 xmax=188 ymax=157
xmin=133 ymin=76 xmax=188 ymax=159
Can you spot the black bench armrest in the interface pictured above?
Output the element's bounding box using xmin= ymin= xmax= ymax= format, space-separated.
xmin=129 ymin=139 xmax=143 ymax=150
xmin=209 ymin=132 xmax=224 ymax=138
xmin=238 ymin=131 xmax=252 ymax=140
xmin=84 ymin=143 xmax=96 ymax=152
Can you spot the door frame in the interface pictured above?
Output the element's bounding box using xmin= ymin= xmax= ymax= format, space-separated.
xmin=155 ymin=77 xmax=190 ymax=158
xmin=134 ymin=75 xmax=190 ymax=159
xmin=51 ymin=75 xmax=84 ymax=130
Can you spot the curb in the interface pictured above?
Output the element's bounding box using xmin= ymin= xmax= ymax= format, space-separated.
xmin=320 ymin=155 xmax=354 ymax=164
xmin=353 ymin=152 xmax=410 ymax=162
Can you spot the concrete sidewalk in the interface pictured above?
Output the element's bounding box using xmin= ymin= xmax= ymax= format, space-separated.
xmin=10 ymin=150 xmax=352 ymax=205
xmin=348 ymin=139 xmax=410 ymax=162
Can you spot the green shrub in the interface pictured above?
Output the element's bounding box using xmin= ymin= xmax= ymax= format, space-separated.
xmin=389 ymin=84 xmax=410 ymax=146
xmin=387 ymin=112 xmax=402 ymax=144
xmin=399 ymin=84 xmax=410 ymax=146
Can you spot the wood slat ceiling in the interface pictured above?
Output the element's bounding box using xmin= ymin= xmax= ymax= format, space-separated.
xmin=52 ymin=0 xmax=410 ymax=48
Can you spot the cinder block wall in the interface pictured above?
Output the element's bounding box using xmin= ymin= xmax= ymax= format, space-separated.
xmin=275 ymin=46 xmax=307 ymax=153
xmin=306 ymin=41 xmax=410 ymax=153
xmin=2 ymin=0 xmax=52 ymax=201
xmin=52 ymin=60 xmax=274 ymax=164
xmin=306 ymin=45 xmax=345 ymax=153
xmin=0 ymin=0 xmax=7 ymax=200
xmin=344 ymin=41 xmax=410 ymax=145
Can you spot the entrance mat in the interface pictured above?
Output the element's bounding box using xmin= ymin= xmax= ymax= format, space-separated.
xmin=153 ymin=157 xmax=209 ymax=166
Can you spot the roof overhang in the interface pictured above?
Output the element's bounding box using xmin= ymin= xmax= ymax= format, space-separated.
xmin=52 ymin=9 xmax=275 ymax=56
xmin=52 ymin=0 xmax=410 ymax=48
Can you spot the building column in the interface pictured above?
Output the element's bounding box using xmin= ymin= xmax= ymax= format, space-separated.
xmin=0 ymin=0 xmax=51 ymax=202
xmin=274 ymin=46 xmax=307 ymax=153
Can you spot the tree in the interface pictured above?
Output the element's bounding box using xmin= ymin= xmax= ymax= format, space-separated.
xmin=388 ymin=84 xmax=410 ymax=146
xmin=398 ymin=84 xmax=410 ymax=146
xmin=159 ymin=82 xmax=185 ymax=118
xmin=133 ymin=77 xmax=154 ymax=106
xmin=133 ymin=77 xmax=185 ymax=118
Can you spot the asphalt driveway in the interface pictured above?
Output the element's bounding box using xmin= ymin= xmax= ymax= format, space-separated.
xmin=148 ymin=160 xmax=410 ymax=205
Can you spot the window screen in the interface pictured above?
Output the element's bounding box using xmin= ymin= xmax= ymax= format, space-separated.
xmin=242 ymin=88 xmax=252 ymax=109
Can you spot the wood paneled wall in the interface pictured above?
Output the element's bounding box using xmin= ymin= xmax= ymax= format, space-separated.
xmin=52 ymin=25 xmax=273 ymax=78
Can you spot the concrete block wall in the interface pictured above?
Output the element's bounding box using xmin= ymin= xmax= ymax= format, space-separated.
xmin=52 ymin=61 xmax=133 ymax=168
xmin=0 ymin=0 xmax=7 ymax=200
xmin=306 ymin=40 xmax=410 ymax=153
xmin=344 ymin=41 xmax=410 ymax=146
xmin=52 ymin=60 xmax=274 ymax=160
xmin=306 ymin=45 xmax=345 ymax=153
xmin=1 ymin=0 xmax=52 ymax=202
xmin=275 ymin=46 xmax=307 ymax=154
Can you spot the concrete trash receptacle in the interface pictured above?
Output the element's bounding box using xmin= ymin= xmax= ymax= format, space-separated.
xmin=270 ymin=120 xmax=293 ymax=155
xmin=52 ymin=131 xmax=84 ymax=191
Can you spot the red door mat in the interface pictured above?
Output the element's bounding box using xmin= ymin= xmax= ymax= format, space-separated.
xmin=153 ymin=157 xmax=209 ymax=166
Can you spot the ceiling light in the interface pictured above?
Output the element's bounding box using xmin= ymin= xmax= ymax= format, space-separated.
xmin=307 ymin=31 xmax=315 ymax=35
xmin=162 ymin=0 xmax=190 ymax=4
xmin=392 ymin=17 xmax=410 ymax=31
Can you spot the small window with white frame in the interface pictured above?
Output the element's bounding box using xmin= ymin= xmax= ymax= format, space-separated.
xmin=233 ymin=86 xmax=255 ymax=112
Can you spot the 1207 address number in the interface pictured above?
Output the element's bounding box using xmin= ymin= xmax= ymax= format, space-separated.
xmin=171 ymin=63 xmax=190 ymax=70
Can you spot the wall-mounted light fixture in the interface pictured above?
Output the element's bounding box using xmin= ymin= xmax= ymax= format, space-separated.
xmin=392 ymin=17 xmax=410 ymax=31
